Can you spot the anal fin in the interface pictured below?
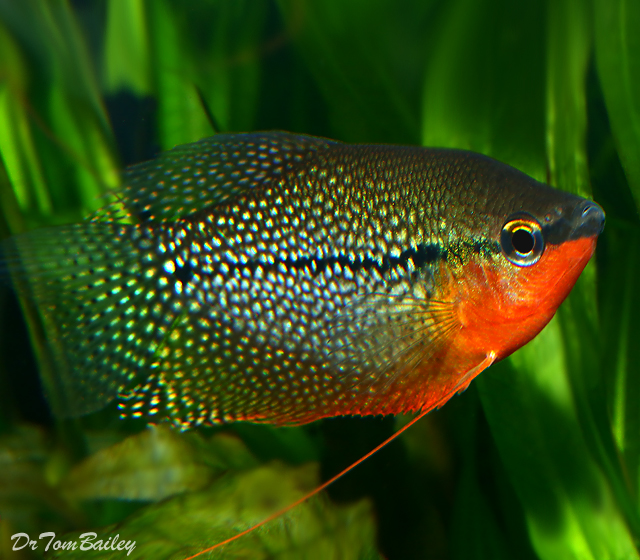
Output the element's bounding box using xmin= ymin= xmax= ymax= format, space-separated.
xmin=455 ymin=351 xmax=497 ymax=394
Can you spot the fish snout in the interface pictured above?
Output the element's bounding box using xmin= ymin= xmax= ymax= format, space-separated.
xmin=571 ymin=200 xmax=605 ymax=238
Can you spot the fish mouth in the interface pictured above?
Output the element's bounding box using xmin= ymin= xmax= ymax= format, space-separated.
xmin=569 ymin=200 xmax=605 ymax=239
xmin=542 ymin=200 xmax=605 ymax=244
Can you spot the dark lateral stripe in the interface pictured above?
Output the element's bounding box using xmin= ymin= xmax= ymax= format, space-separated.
xmin=192 ymin=243 xmax=443 ymax=281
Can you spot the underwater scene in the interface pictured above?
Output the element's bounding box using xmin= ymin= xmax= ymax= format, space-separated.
xmin=0 ymin=0 xmax=639 ymax=558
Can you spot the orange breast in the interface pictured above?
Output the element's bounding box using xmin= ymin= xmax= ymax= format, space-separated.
xmin=357 ymin=236 xmax=599 ymax=419
xmin=454 ymin=236 xmax=597 ymax=362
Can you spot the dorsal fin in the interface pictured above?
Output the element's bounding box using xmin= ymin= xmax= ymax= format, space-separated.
xmin=112 ymin=132 xmax=336 ymax=223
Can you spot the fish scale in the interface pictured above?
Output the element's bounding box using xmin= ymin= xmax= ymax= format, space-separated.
xmin=0 ymin=132 xmax=604 ymax=427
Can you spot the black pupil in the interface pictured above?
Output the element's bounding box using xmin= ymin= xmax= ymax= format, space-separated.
xmin=511 ymin=228 xmax=535 ymax=254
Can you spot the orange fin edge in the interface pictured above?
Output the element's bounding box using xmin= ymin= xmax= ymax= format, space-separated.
xmin=455 ymin=351 xmax=497 ymax=395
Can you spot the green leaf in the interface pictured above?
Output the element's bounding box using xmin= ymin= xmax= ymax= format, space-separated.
xmin=479 ymin=324 xmax=639 ymax=560
xmin=545 ymin=0 xmax=591 ymax=198
xmin=547 ymin=0 xmax=640 ymax=549
xmin=278 ymin=0 xmax=432 ymax=143
xmin=599 ymin=224 xmax=640 ymax=521
xmin=230 ymin=423 xmax=320 ymax=465
xmin=0 ymin=20 xmax=53 ymax=220
xmin=103 ymin=0 xmax=152 ymax=96
xmin=421 ymin=0 xmax=546 ymax=178
xmin=0 ymin=0 xmax=118 ymax=224
xmin=61 ymin=427 xmax=258 ymax=502
xmin=0 ymin=426 xmax=83 ymax=537
xmin=450 ymin=460 xmax=511 ymax=560
xmin=144 ymin=0 xmax=268 ymax=149
xmin=448 ymin=410 xmax=535 ymax=560
xmin=52 ymin=462 xmax=381 ymax=560
xmin=594 ymin=0 xmax=640 ymax=209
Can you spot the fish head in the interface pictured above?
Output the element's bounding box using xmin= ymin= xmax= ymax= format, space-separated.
xmin=441 ymin=153 xmax=605 ymax=365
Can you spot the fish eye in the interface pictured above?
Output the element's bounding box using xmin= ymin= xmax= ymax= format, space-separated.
xmin=500 ymin=214 xmax=544 ymax=266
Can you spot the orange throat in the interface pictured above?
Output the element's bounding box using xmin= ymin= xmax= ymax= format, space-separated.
xmin=453 ymin=235 xmax=598 ymax=363
xmin=381 ymin=234 xmax=599 ymax=415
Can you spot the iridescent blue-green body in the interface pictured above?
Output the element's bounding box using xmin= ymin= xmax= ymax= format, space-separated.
xmin=0 ymin=132 xmax=604 ymax=427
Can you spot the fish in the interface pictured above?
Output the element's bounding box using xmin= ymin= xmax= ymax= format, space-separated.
xmin=0 ymin=131 xmax=605 ymax=428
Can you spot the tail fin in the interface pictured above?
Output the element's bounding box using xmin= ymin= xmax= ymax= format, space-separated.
xmin=1 ymin=222 xmax=158 ymax=417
